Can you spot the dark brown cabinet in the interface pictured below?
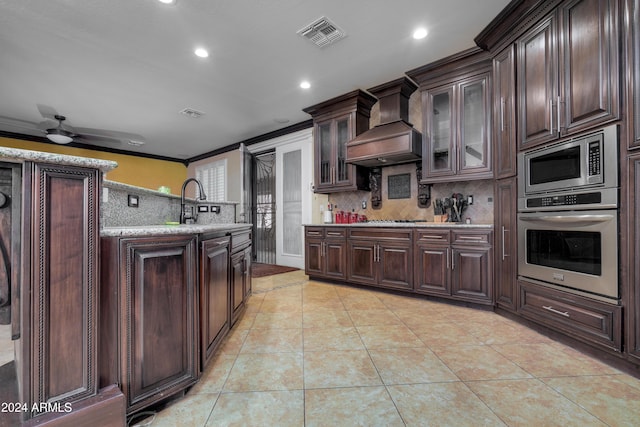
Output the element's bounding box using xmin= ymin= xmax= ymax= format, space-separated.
xmin=199 ymin=235 xmax=230 ymax=369
xmin=494 ymin=177 xmax=518 ymax=312
xmin=413 ymin=228 xmax=493 ymax=305
xmin=230 ymin=230 xmax=252 ymax=326
xmin=100 ymin=234 xmax=199 ymax=414
xmin=347 ymin=228 xmax=413 ymax=291
xmin=518 ymin=279 xmax=622 ymax=352
xmin=304 ymin=227 xmax=347 ymax=280
xmin=493 ymin=45 xmax=517 ymax=179
xmin=627 ymin=0 xmax=640 ymax=149
xmin=408 ymin=48 xmax=493 ymax=183
xmin=16 ymin=162 xmax=102 ymax=421
xmin=517 ymin=0 xmax=620 ymax=150
xmin=414 ymin=230 xmax=451 ymax=296
xmin=303 ymin=90 xmax=376 ymax=193
xmin=626 ymin=153 xmax=640 ymax=362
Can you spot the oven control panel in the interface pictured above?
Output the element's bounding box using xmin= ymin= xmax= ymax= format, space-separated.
xmin=525 ymin=192 xmax=601 ymax=208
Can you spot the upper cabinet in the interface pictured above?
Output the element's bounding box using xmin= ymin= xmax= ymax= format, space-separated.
xmin=303 ymin=90 xmax=377 ymax=193
xmin=627 ymin=0 xmax=640 ymax=149
xmin=493 ymin=44 xmax=518 ymax=179
xmin=408 ymin=48 xmax=493 ymax=183
xmin=517 ymin=0 xmax=620 ymax=150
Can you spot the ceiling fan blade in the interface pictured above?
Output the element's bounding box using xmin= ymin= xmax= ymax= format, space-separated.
xmin=73 ymin=134 xmax=122 ymax=145
xmin=0 ymin=115 xmax=42 ymax=132
xmin=74 ymin=127 xmax=146 ymax=143
xmin=36 ymin=104 xmax=60 ymax=121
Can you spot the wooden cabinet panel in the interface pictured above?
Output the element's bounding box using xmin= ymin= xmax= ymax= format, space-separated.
xmin=305 ymin=238 xmax=324 ymax=276
xmin=304 ymin=90 xmax=376 ymax=193
xmin=493 ymin=45 xmax=517 ymax=178
xmin=518 ymin=0 xmax=619 ymax=150
xmin=378 ymin=243 xmax=412 ymax=290
xmin=495 ymin=178 xmax=518 ymax=312
xmin=200 ymin=236 xmax=229 ymax=369
xmin=19 ymin=163 xmax=100 ymax=420
xmin=347 ymin=240 xmax=377 ymax=285
xmin=626 ymin=153 xmax=640 ymax=361
xmin=231 ymin=250 xmax=245 ymax=324
xmin=101 ymin=234 xmax=198 ymax=414
xmin=519 ymin=279 xmax=621 ymax=352
xmin=324 ymin=240 xmax=347 ymax=279
xmin=451 ymin=247 xmax=492 ymax=301
xmin=627 ymin=0 xmax=640 ymax=149
xmin=414 ymin=245 xmax=450 ymax=296
xmin=304 ymin=227 xmax=347 ymax=280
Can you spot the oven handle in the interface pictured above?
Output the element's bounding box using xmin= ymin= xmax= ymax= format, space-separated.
xmin=518 ymin=214 xmax=614 ymax=227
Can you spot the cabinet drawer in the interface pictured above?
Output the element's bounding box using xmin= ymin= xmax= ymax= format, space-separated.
xmin=349 ymin=228 xmax=412 ymax=241
xmin=518 ymin=280 xmax=622 ymax=352
xmin=231 ymin=230 xmax=251 ymax=252
xmin=305 ymin=227 xmax=325 ymax=238
xmin=415 ymin=229 xmax=450 ymax=244
xmin=324 ymin=228 xmax=346 ymax=238
xmin=452 ymin=229 xmax=492 ymax=245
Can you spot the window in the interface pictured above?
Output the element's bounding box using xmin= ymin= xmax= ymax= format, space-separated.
xmin=195 ymin=159 xmax=226 ymax=201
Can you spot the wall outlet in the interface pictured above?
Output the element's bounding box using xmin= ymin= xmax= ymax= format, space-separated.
xmin=361 ymin=200 xmax=367 ymax=209
xmin=211 ymin=205 xmax=220 ymax=214
xmin=467 ymin=195 xmax=473 ymax=205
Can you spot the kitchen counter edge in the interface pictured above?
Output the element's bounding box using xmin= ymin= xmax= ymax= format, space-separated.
xmin=304 ymin=223 xmax=493 ymax=229
xmin=101 ymin=223 xmax=252 ymax=237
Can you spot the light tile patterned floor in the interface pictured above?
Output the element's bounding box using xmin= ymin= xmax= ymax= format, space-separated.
xmin=139 ymin=270 xmax=640 ymax=426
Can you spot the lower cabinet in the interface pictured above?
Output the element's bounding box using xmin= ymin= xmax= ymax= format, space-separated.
xmin=518 ymin=279 xmax=622 ymax=352
xmin=305 ymin=227 xmax=347 ymax=280
xmin=230 ymin=230 xmax=252 ymax=327
xmin=347 ymin=228 xmax=413 ymax=291
xmin=199 ymin=235 xmax=230 ymax=370
xmin=100 ymin=234 xmax=199 ymax=415
xmin=494 ymin=177 xmax=518 ymax=312
xmin=414 ymin=229 xmax=493 ymax=304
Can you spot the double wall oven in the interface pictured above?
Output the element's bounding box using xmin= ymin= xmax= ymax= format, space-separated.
xmin=517 ymin=125 xmax=619 ymax=303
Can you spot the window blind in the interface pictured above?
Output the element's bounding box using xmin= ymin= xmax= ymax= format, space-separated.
xmin=195 ymin=159 xmax=226 ymax=201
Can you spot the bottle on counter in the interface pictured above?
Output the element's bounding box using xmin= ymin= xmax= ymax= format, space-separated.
xmin=323 ymin=203 xmax=333 ymax=223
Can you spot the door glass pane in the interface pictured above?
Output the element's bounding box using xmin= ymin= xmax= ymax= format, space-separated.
xmin=282 ymin=150 xmax=302 ymax=256
xmin=432 ymin=92 xmax=451 ymax=171
xmin=336 ymin=118 xmax=350 ymax=182
xmin=462 ymin=81 xmax=485 ymax=168
xmin=318 ymin=123 xmax=331 ymax=184
xmin=526 ymin=229 xmax=601 ymax=275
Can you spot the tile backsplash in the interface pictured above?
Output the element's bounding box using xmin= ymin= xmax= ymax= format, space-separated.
xmin=327 ymin=163 xmax=494 ymax=224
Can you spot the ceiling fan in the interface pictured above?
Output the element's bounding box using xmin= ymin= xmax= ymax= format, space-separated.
xmin=0 ymin=106 xmax=146 ymax=147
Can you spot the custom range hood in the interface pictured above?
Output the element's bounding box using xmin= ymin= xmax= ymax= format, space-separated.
xmin=346 ymin=77 xmax=422 ymax=167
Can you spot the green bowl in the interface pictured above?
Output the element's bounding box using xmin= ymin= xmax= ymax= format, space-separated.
xmin=165 ymin=221 xmax=180 ymax=226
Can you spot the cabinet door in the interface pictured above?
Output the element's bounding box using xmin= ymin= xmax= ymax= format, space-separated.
xmin=244 ymin=245 xmax=252 ymax=298
xmin=451 ymin=246 xmax=492 ymax=302
xmin=559 ymin=0 xmax=619 ymax=135
xmin=305 ymin=237 xmax=324 ymax=276
xmin=316 ymin=121 xmax=333 ymax=189
xmin=200 ymin=237 xmax=229 ymax=369
xmin=630 ymin=0 xmax=640 ymax=148
xmin=378 ymin=242 xmax=413 ymax=290
xmin=425 ymin=85 xmax=456 ymax=177
xmin=459 ymin=75 xmax=491 ymax=176
xmin=414 ymin=244 xmax=450 ymax=296
xmin=123 ymin=235 xmax=198 ymax=412
xmin=493 ymin=45 xmax=517 ymax=178
xmin=627 ymin=154 xmax=640 ymax=361
xmin=495 ymin=178 xmax=518 ymax=312
xmin=325 ymin=239 xmax=347 ymax=280
xmin=518 ymin=14 xmax=558 ymax=149
xmin=231 ymin=250 xmax=245 ymax=325
xmin=347 ymin=239 xmax=377 ymax=285
xmin=334 ymin=116 xmax=352 ymax=187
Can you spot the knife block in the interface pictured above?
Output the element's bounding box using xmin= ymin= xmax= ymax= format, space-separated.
xmin=434 ymin=214 xmax=448 ymax=223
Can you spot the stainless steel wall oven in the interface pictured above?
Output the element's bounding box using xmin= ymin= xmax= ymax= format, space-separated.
xmin=517 ymin=125 xmax=619 ymax=303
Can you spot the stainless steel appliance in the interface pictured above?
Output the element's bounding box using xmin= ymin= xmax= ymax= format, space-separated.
xmin=517 ymin=125 xmax=619 ymax=303
xmin=517 ymin=210 xmax=618 ymax=301
xmin=518 ymin=125 xmax=618 ymax=211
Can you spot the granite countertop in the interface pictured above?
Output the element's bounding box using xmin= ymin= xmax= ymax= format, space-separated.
xmin=304 ymin=222 xmax=493 ymax=229
xmin=101 ymin=223 xmax=251 ymax=237
xmin=104 ymin=180 xmax=240 ymax=204
xmin=0 ymin=146 xmax=118 ymax=172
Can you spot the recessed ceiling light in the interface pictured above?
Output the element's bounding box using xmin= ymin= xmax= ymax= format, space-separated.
xmin=300 ymin=81 xmax=311 ymax=89
xmin=413 ymin=28 xmax=428 ymax=40
xmin=194 ymin=48 xmax=209 ymax=58
xmin=274 ymin=118 xmax=290 ymax=124
xmin=157 ymin=0 xmax=176 ymax=4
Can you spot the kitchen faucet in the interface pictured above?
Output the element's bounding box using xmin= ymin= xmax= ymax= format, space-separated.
xmin=180 ymin=178 xmax=207 ymax=224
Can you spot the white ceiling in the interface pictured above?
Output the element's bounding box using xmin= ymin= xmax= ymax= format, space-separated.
xmin=0 ymin=0 xmax=511 ymax=161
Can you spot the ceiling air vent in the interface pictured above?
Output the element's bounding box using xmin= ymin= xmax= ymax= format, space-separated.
xmin=180 ymin=108 xmax=205 ymax=118
xmin=297 ymin=16 xmax=346 ymax=48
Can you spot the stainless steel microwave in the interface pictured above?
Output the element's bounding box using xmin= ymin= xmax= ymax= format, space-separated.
xmin=518 ymin=125 xmax=618 ymax=201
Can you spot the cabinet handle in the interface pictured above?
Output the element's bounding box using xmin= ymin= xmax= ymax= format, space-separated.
xmin=501 ymin=226 xmax=508 ymax=261
xmin=375 ymin=244 xmax=379 ymax=263
xmin=423 ymin=234 xmax=444 ymax=240
xmin=557 ymin=96 xmax=562 ymax=132
xmin=308 ymin=231 xmax=321 ymax=236
xmin=458 ymin=235 xmax=483 ymax=240
xmin=332 ymin=167 xmax=336 ymax=184
xmin=446 ymin=248 xmax=450 ymax=270
xmin=451 ymin=249 xmax=455 ymax=270
xmin=549 ymin=98 xmax=554 ymax=134
xmin=500 ymin=97 xmax=505 ymax=132
xmin=542 ymin=305 xmax=570 ymax=318
xmin=327 ymin=232 xmax=341 ymax=236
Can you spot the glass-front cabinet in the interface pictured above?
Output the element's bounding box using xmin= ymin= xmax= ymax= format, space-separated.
xmin=422 ymin=73 xmax=491 ymax=182
xmin=304 ymin=89 xmax=376 ymax=193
